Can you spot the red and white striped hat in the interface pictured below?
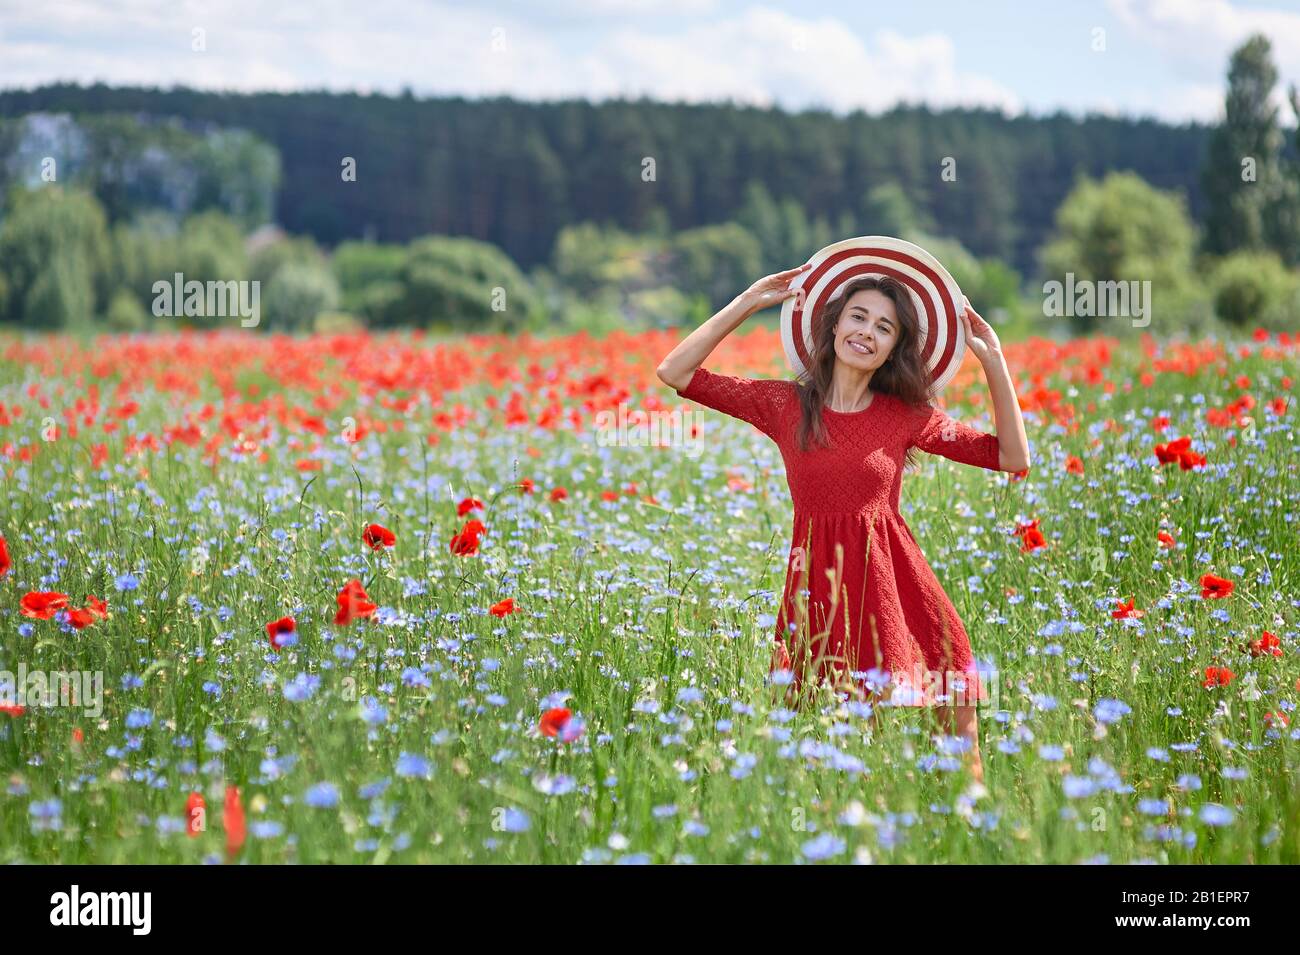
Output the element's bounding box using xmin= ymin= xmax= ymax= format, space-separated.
xmin=779 ymin=235 xmax=967 ymax=392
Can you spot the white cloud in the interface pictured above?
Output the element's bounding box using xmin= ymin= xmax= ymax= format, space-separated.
xmin=1107 ymin=0 xmax=1300 ymax=121
xmin=0 ymin=0 xmax=1020 ymax=115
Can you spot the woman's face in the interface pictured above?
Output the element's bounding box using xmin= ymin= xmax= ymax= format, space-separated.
xmin=832 ymin=288 xmax=899 ymax=375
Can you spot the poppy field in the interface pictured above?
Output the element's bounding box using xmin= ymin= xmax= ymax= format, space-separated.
xmin=1 ymin=326 xmax=1298 ymax=864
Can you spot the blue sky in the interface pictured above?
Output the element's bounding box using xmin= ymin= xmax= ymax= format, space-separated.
xmin=3 ymin=0 xmax=1300 ymax=123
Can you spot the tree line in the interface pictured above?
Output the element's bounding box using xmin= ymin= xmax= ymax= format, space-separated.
xmin=0 ymin=33 xmax=1297 ymax=336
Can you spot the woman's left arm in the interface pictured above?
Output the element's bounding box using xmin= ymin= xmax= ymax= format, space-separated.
xmin=961 ymin=299 xmax=1031 ymax=473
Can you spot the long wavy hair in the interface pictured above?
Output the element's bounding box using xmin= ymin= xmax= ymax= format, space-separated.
xmin=794 ymin=275 xmax=936 ymax=468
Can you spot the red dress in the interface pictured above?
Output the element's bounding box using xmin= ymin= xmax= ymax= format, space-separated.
xmin=675 ymin=366 xmax=1001 ymax=707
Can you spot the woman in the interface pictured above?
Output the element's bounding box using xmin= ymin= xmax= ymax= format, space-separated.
xmin=656 ymin=264 xmax=1031 ymax=783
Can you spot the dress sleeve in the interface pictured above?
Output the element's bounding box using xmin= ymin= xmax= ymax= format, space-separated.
xmin=674 ymin=367 xmax=790 ymax=440
xmin=911 ymin=403 xmax=1003 ymax=471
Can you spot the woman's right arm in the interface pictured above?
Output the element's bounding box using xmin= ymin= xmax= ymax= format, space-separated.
xmin=655 ymin=264 xmax=810 ymax=391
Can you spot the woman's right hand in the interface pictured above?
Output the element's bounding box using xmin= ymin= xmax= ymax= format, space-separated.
xmin=736 ymin=263 xmax=811 ymax=315
xmin=656 ymin=264 xmax=811 ymax=392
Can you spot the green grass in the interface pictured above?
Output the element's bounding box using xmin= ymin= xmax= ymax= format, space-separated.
xmin=1 ymin=330 xmax=1298 ymax=863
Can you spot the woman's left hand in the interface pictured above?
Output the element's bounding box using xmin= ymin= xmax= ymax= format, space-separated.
xmin=960 ymin=297 xmax=1003 ymax=365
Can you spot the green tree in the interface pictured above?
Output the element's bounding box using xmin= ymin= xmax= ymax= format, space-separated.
xmin=250 ymin=235 xmax=325 ymax=289
xmin=0 ymin=186 xmax=110 ymax=328
xmin=917 ymin=233 xmax=1024 ymax=320
xmin=384 ymin=236 xmax=532 ymax=330
xmin=331 ymin=240 xmax=405 ymax=314
xmin=192 ymin=128 xmax=281 ymax=229
xmin=104 ymin=288 xmax=150 ymax=330
xmin=550 ymin=222 xmax=665 ymax=299
xmin=861 ymin=183 xmax=933 ymax=238
xmin=112 ymin=211 xmax=178 ymax=307
xmin=1040 ymin=172 xmax=1198 ymax=333
xmin=668 ymin=222 xmax=762 ymax=308
xmin=1201 ymin=34 xmax=1294 ymax=258
xmin=263 ymin=261 xmax=340 ymax=331
xmin=1209 ymin=250 xmax=1297 ymax=327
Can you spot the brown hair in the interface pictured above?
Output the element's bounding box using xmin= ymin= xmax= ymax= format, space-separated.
xmin=793 ymin=275 xmax=936 ymax=469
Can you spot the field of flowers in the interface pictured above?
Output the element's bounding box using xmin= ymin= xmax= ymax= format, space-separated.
xmin=0 ymin=324 xmax=1298 ymax=864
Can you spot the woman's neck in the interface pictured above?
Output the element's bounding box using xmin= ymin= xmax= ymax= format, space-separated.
xmin=826 ymin=369 xmax=875 ymax=412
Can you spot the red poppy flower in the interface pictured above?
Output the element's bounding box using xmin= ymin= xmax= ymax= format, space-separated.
xmin=489 ymin=597 xmax=518 ymax=617
xmin=1065 ymin=455 xmax=1084 ymax=475
xmin=64 ymin=593 xmax=109 ymax=630
xmin=549 ymin=487 xmax=568 ymax=502
xmin=1157 ymin=530 xmax=1176 ymax=549
xmin=71 ymin=726 xmax=84 ymax=744
xmin=85 ymin=595 xmax=108 ymax=619
xmin=66 ymin=607 xmax=98 ymax=630
xmin=1264 ymin=711 xmax=1289 ymax=729
xmin=265 ymin=615 xmax=298 ymax=651
xmin=539 ymin=707 xmax=572 ymax=738
xmin=20 ymin=591 xmax=70 ymax=619
xmin=449 ymin=519 xmax=486 ymax=556
xmin=186 ymin=792 xmax=206 ymax=837
xmin=456 ymin=497 xmax=484 ymax=517
xmin=1112 ymin=598 xmax=1144 ymax=619
xmin=1199 ymin=574 xmax=1234 ymax=600
xmin=334 ymin=579 xmax=377 ymax=626
xmin=1154 ymin=435 xmax=1206 ymax=470
xmin=1154 ymin=435 xmax=1190 ymax=464
xmin=0 ymin=702 xmax=25 ymax=717
xmin=1014 ymin=519 xmax=1046 ymax=552
xmin=518 ymin=478 xmax=535 ymax=494
xmin=1249 ymin=631 xmax=1282 ymax=658
xmin=0 ymin=533 xmax=10 ymax=576
xmin=362 ymin=523 xmax=396 ymax=550
xmin=1202 ymin=666 xmax=1234 ymax=688
xmin=224 ymin=785 xmax=246 ymax=860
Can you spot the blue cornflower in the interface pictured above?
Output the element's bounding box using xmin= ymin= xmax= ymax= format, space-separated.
xmin=1063 ymin=775 xmax=1096 ymax=798
xmin=1199 ymin=803 xmax=1234 ymax=826
xmin=401 ymin=667 xmax=430 ymax=688
xmin=304 ymin=782 xmax=340 ymax=809
xmin=283 ymin=672 xmax=320 ymax=702
xmin=395 ymin=752 xmax=432 ymax=779
xmin=29 ymin=798 xmax=62 ymax=832
xmin=532 ymin=773 xmax=576 ymax=795
xmin=358 ymin=778 xmax=391 ymax=800
xmin=359 ymin=697 xmax=388 ymax=726
xmin=500 ymin=807 xmax=531 ymax=832
xmin=1093 ymin=699 xmax=1131 ymax=724
xmin=801 ymin=833 xmax=846 ymax=861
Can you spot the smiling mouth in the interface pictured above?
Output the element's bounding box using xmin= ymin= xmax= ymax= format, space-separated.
xmin=847 ymin=340 xmax=874 ymax=356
